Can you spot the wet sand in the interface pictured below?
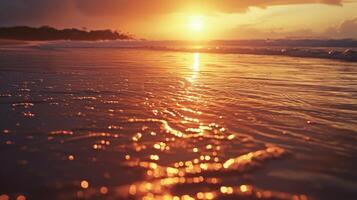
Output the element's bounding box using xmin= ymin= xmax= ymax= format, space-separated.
xmin=0 ymin=47 xmax=357 ymax=200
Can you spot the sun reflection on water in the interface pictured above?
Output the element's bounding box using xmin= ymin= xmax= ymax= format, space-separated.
xmin=186 ymin=52 xmax=200 ymax=83
xmin=193 ymin=52 xmax=200 ymax=71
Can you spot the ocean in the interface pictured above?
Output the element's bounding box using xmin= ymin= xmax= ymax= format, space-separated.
xmin=0 ymin=42 xmax=357 ymax=200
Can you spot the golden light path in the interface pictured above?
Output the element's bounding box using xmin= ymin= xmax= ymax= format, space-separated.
xmin=193 ymin=53 xmax=200 ymax=72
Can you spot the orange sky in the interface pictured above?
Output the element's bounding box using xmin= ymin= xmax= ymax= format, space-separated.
xmin=0 ymin=0 xmax=357 ymax=40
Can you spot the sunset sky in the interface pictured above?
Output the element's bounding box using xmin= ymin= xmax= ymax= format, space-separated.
xmin=0 ymin=0 xmax=357 ymax=40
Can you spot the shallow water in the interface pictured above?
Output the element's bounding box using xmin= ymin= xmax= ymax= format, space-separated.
xmin=0 ymin=47 xmax=357 ymax=200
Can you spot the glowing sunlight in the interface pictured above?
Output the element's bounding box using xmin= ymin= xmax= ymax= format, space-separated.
xmin=193 ymin=52 xmax=200 ymax=71
xmin=189 ymin=16 xmax=204 ymax=32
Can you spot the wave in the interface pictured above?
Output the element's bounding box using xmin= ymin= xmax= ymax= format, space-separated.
xmin=20 ymin=40 xmax=357 ymax=62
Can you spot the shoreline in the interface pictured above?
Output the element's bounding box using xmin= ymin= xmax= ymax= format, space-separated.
xmin=1 ymin=39 xmax=356 ymax=62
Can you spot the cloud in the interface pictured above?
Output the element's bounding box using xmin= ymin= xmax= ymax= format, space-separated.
xmin=325 ymin=17 xmax=357 ymax=38
xmin=0 ymin=0 xmax=351 ymax=39
xmin=228 ymin=17 xmax=357 ymax=39
xmin=0 ymin=0 xmax=74 ymax=26
xmin=0 ymin=0 xmax=344 ymax=24
xmin=73 ymin=0 xmax=343 ymax=16
xmin=226 ymin=24 xmax=319 ymax=39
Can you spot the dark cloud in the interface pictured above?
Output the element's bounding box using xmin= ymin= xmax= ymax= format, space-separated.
xmin=0 ymin=0 xmax=74 ymax=26
xmin=0 ymin=0 xmax=344 ymax=26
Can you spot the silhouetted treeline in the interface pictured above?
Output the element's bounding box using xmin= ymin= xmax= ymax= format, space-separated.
xmin=0 ymin=26 xmax=133 ymax=41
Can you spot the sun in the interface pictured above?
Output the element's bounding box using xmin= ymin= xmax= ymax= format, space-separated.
xmin=189 ymin=17 xmax=204 ymax=32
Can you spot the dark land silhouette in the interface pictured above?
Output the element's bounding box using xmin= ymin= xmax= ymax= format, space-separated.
xmin=0 ymin=26 xmax=133 ymax=41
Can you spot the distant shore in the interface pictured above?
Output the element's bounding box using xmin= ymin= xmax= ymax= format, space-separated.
xmin=0 ymin=26 xmax=133 ymax=41
xmin=0 ymin=39 xmax=29 ymax=45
